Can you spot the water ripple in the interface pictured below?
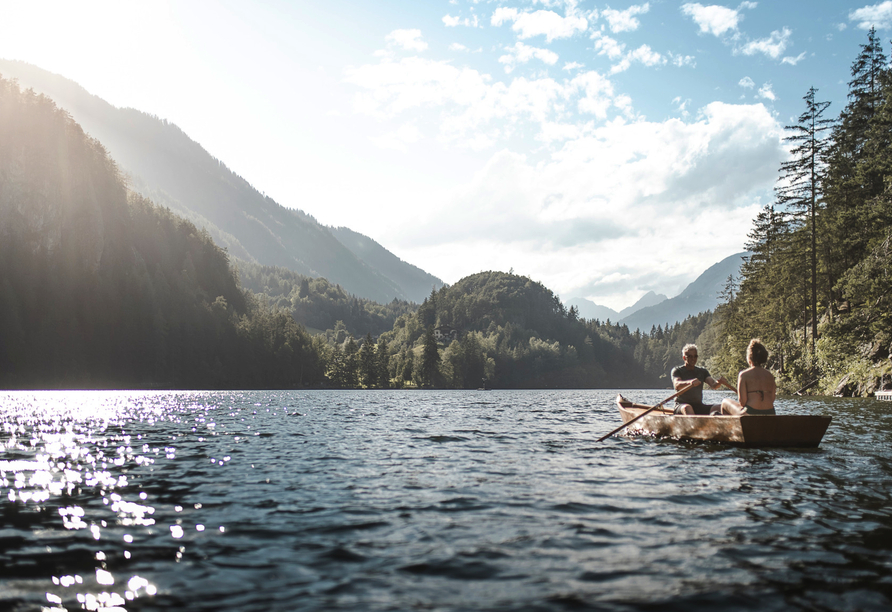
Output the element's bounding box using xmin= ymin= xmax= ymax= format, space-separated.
xmin=0 ymin=389 xmax=890 ymax=611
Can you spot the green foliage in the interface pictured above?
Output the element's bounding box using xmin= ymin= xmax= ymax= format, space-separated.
xmin=236 ymin=261 xmax=415 ymax=337
xmin=711 ymin=30 xmax=892 ymax=395
xmin=375 ymin=271 xmax=659 ymax=389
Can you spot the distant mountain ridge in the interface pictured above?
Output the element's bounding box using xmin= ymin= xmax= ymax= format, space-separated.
xmin=328 ymin=226 xmax=440 ymax=302
xmin=568 ymin=254 xmax=747 ymax=331
xmin=618 ymin=252 xmax=748 ymax=332
xmin=0 ymin=59 xmax=442 ymax=304
xmin=568 ymin=290 xmax=668 ymax=323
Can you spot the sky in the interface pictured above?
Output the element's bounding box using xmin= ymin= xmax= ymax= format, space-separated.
xmin=1 ymin=0 xmax=890 ymax=310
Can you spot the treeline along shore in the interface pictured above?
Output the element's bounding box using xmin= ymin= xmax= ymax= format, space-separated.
xmin=1 ymin=28 xmax=890 ymax=394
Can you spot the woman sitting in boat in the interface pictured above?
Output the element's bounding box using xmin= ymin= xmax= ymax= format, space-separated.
xmin=719 ymin=339 xmax=777 ymax=416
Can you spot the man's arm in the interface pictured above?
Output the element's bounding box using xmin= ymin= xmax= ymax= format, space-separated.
xmin=673 ymin=375 xmax=701 ymax=390
xmin=706 ymin=375 xmax=729 ymax=390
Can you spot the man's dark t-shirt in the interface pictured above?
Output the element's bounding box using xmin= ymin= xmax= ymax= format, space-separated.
xmin=671 ymin=365 xmax=711 ymax=411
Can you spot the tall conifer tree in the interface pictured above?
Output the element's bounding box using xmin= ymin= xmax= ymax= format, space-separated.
xmin=776 ymin=88 xmax=833 ymax=366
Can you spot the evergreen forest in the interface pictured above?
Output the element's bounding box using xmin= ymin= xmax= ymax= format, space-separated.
xmin=709 ymin=28 xmax=892 ymax=397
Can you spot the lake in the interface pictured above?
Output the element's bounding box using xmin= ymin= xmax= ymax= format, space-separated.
xmin=1 ymin=389 xmax=890 ymax=611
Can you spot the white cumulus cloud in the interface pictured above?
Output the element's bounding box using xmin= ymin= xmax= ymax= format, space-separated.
xmin=491 ymin=8 xmax=588 ymax=42
xmin=739 ymin=76 xmax=755 ymax=88
xmin=681 ymin=3 xmax=743 ymax=37
xmin=850 ymin=1 xmax=892 ymax=30
xmin=443 ymin=14 xmax=480 ymax=28
xmin=592 ymin=34 xmax=665 ymax=74
xmin=499 ymin=42 xmax=560 ymax=73
xmin=388 ymin=102 xmax=784 ymax=308
xmin=757 ymin=83 xmax=776 ymax=101
xmin=738 ymin=27 xmax=791 ymax=59
xmin=592 ymin=32 xmax=625 ymax=60
xmin=345 ymin=57 xmax=632 ymax=145
xmin=602 ymin=3 xmax=650 ymax=33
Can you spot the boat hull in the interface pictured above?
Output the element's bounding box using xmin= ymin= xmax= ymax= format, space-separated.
xmin=616 ymin=396 xmax=831 ymax=448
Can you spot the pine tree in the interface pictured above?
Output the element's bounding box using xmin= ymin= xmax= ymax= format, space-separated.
xmin=359 ymin=333 xmax=376 ymax=388
xmin=776 ymin=87 xmax=833 ymax=367
xmin=420 ymin=326 xmax=441 ymax=387
xmin=376 ymin=337 xmax=390 ymax=389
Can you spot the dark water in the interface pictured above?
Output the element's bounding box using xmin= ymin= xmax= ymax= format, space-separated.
xmin=1 ymin=389 xmax=890 ymax=612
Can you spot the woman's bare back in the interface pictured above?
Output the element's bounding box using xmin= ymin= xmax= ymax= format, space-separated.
xmin=738 ymin=366 xmax=776 ymax=411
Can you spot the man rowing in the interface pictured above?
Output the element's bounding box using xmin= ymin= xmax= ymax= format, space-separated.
xmin=671 ymin=344 xmax=730 ymax=415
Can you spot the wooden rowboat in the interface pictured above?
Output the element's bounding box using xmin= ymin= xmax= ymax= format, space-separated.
xmin=615 ymin=395 xmax=831 ymax=448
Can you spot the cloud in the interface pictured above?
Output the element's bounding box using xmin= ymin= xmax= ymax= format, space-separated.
xmin=592 ymin=32 xmax=625 ymax=60
xmin=450 ymin=43 xmax=468 ymax=52
xmin=592 ymin=33 xmax=665 ymax=73
xmin=499 ymin=42 xmax=559 ymax=73
xmin=491 ymin=8 xmax=588 ymax=42
xmin=681 ymin=5 xmax=794 ymax=62
xmin=389 ymin=102 xmax=784 ymax=307
xmin=563 ymin=61 xmax=584 ymax=71
xmin=781 ymin=51 xmax=807 ymax=65
xmin=370 ymin=122 xmax=422 ymax=152
xmin=670 ymin=53 xmax=697 ymax=67
xmin=443 ymin=14 xmax=480 ymax=28
xmin=628 ymin=44 xmax=664 ymax=67
xmin=673 ymin=96 xmax=691 ymax=117
xmin=757 ymin=83 xmax=776 ymax=101
xmin=739 ymin=76 xmax=755 ymax=88
xmin=602 ymin=3 xmax=650 ymax=33
xmin=681 ymin=3 xmax=743 ymax=37
xmin=345 ymin=57 xmax=633 ymax=145
xmin=385 ymin=29 xmax=427 ymax=52
xmin=738 ymin=27 xmax=791 ymax=59
xmin=850 ymin=1 xmax=892 ymax=30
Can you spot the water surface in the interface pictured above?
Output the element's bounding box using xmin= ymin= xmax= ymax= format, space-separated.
xmin=1 ymin=389 xmax=890 ymax=611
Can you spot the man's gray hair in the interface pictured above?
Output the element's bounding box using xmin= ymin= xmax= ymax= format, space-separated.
xmin=682 ymin=343 xmax=698 ymax=356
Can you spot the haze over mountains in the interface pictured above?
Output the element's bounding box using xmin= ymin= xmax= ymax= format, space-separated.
xmin=569 ymin=251 xmax=748 ymax=331
xmin=1 ymin=58 xmax=744 ymax=325
xmin=0 ymin=59 xmax=442 ymax=304
xmin=568 ymin=291 xmax=667 ymax=324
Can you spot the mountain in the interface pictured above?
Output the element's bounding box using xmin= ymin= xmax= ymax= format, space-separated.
xmin=619 ymin=252 xmax=748 ymax=332
xmin=383 ymin=271 xmax=659 ymax=388
xmin=566 ymin=297 xmax=619 ymax=322
xmin=0 ymin=59 xmax=442 ymax=304
xmin=328 ymin=226 xmax=441 ymax=303
xmin=0 ymin=76 xmax=325 ymax=389
xmin=568 ymin=290 xmax=667 ymax=323
xmin=618 ymin=290 xmax=668 ymax=319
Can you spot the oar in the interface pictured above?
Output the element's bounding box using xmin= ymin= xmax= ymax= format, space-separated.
xmin=719 ymin=379 xmax=738 ymax=393
xmin=597 ymin=382 xmax=696 ymax=442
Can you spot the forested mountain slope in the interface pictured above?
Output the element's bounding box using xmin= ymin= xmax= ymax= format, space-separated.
xmin=0 ymin=76 xmax=324 ymax=389
xmin=0 ymin=59 xmax=438 ymax=303
xmin=380 ymin=271 xmax=659 ymax=388
xmin=328 ymin=226 xmax=442 ymax=303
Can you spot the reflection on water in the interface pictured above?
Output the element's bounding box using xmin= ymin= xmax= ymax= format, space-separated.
xmin=0 ymin=389 xmax=890 ymax=611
